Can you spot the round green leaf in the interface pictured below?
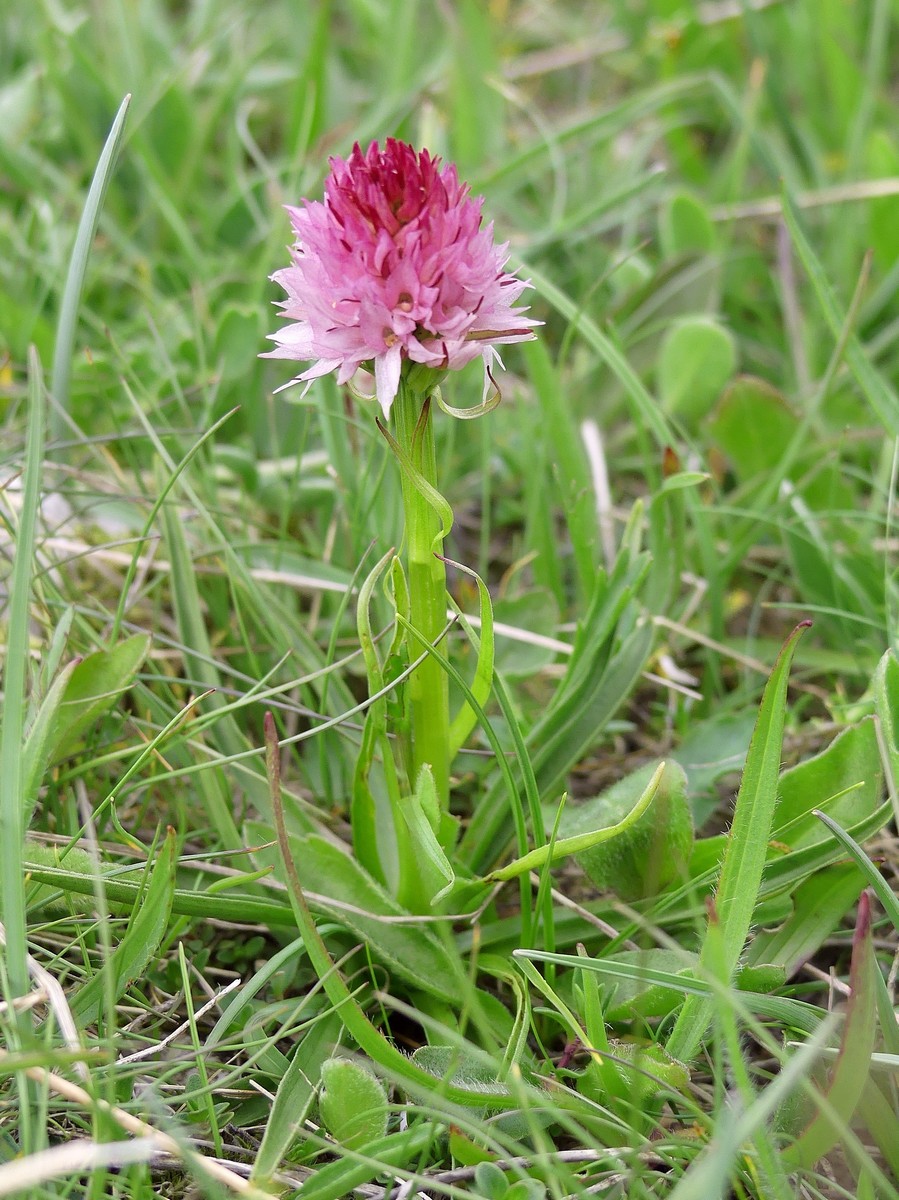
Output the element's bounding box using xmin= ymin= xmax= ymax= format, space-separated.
xmin=658 ymin=316 xmax=736 ymax=422
xmin=319 ymin=1057 xmax=388 ymax=1152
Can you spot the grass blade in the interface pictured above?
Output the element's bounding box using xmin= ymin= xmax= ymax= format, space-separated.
xmin=49 ymin=95 xmax=131 ymax=447
xmin=813 ymin=808 xmax=899 ymax=931
xmin=781 ymin=185 xmax=899 ymax=437
xmin=1 ymin=347 xmax=46 ymax=1000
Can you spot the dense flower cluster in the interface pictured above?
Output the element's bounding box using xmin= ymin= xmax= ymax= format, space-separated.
xmin=264 ymin=139 xmax=537 ymax=418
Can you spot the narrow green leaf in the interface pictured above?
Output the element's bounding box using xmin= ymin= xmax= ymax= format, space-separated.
xmin=160 ymin=495 xmax=251 ymax=851
xmin=782 ymin=184 xmax=899 ymax=436
xmin=813 ymin=809 xmax=899 ymax=931
xmin=351 ymin=548 xmax=395 ymax=881
xmin=252 ymin=1012 xmax=343 ymax=1180
xmin=23 ymin=859 xmax=293 ymax=928
xmin=666 ymin=622 xmax=810 ymax=1063
xmin=873 ymin=648 xmax=899 ymax=821
xmin=71 ymin=828 xmax=177 ymax=1026
xmin=523 ymin=262 xmax=672 ymax=446
xmin=517 ymin=949 xmax=823 ymax=1036
xmin=295 ymin=1126 xmax=439 ymax=1200
xmin=1 ymin=347 xmax=46 ymax=998
xmin=784 ymin=892 xmax=878 ymax=1168
xmin=531 ymin=620 xmax=655 ymax=803
xmin=50 ymin=94 xmax=131 ymax=446
xmin=377 ymin=416 xmax=453 ymax=547
xmin=487 ymin=762 xmax=665 ymax=882
xmin=22 ymin=657 xmax=80 ymax=823
xmin=445 ymin=556 xmax=495 ymax=758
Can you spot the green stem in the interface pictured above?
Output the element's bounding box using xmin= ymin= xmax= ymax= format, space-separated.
xmin=392 ymin=375 xmax=450 ymax=815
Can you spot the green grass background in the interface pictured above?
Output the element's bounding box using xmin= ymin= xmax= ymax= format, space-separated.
xmin=3 ymin=0 xmax=899 ymax=1197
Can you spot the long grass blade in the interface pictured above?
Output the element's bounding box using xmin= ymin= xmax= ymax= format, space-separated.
xmin=49 ymin=95 xmax=131 ymax=447
xmin=1 ymin=347 xmax=46 ymax=999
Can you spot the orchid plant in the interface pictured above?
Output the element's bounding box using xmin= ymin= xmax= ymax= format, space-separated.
xmin=264 ymin=140 xmax=541 ymax=903
xmin=263 ymin=140 xmax=667 ymax=926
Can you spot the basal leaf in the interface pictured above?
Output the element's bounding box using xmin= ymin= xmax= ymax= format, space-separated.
xmin=47 ymin=634 xmax=151 ymax=762
xmin=70 ymin=827 xmax=177 ymax=1026
xmin=248 ymin=822 xmax=466 ymax=1002
xmin=666 ymin=622 xmax=810 ymax=1063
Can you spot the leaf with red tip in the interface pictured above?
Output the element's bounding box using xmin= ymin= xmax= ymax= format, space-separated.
xmin=784 ymin=891 xmax=878 ymax=1168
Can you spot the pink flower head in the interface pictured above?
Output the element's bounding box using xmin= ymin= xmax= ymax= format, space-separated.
xmin=263 ymin=139 xmax=538 ymax=420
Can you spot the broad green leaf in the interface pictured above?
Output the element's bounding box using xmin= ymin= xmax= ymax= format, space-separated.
xmin=71 ymin=828 xmax=177 ymax=1026
xmin=659 ymin=191 xmax=717 ymax=257
xmin=658 ymin=316 xmax=736 ymax=421
xmin=666 ymin=622 xmax=810 ymax=1063
xmin=411 ymin=1045 xmax=545 ymax=1138
xmin=558 ymin=760 xmax=693 ymax=899
xmin=266 ymin=709 xmax=539 ymax=1111
xmin=775 ymin=719 xmax=882 ymax=849
xmin=709 ymin=376 xmax=798 ymax=482
xmin=248 ymin=822 xmax=466 ymax=1002
xmin=580 ymin=1038 xmax=689 ymax=1101
xmin=22 ymin=657 xmax=80 ymax=822
xmin=747 ymin=865 xmax=865 ymax=976
xmin=47 ymin=634 xmax=151 ymax=762
xmin=319 ymin=1057 xmax=388 ymax=1151
xmin=398 ymin=765 xmax=455 ymax=906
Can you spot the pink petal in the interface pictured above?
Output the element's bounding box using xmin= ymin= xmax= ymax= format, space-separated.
xmin=374 ymin=344 xmax=403 ymax=420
